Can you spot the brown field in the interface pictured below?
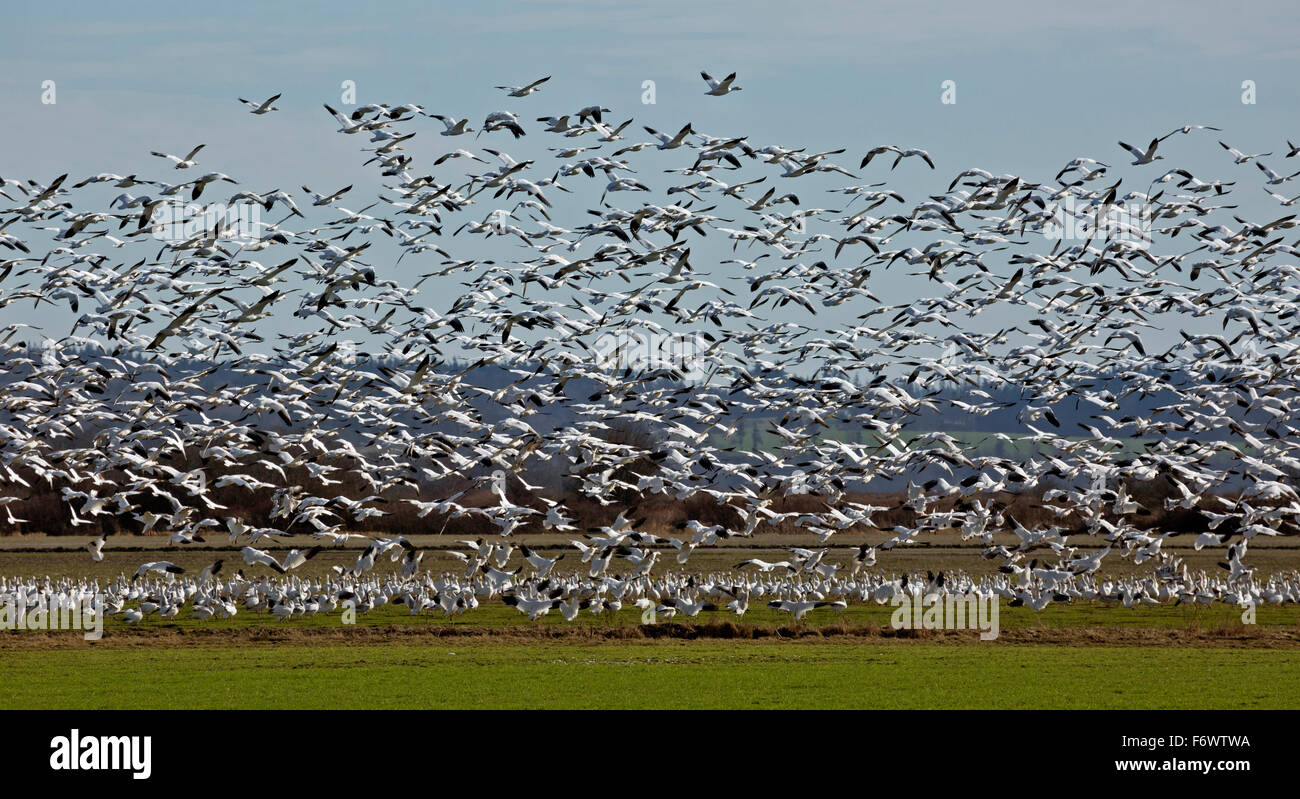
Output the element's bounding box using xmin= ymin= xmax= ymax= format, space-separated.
xmin=3 ymin=618 xmax=1299 ymax=652
xmin=2 ymin=529 xmax=1297 ymax=582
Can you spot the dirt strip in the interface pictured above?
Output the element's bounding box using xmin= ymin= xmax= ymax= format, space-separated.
xmin=2 ymin=622 xmax=1298 ymax=650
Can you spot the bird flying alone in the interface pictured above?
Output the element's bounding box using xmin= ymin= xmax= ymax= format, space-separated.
xmin=496 ymin=76 xmax=550 ymax=97
xmin=238 ymin=93 xmax=282 ymax=114
xmin=701 ymin=71 xmax=742 ymax=96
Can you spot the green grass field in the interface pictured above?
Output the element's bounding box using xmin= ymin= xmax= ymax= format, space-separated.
xmin=3 ymin=641 xmax=1297 ymax=709
xmin=40 ymin=596 xmax=1300 ymax=633
xmin=4 ymin=535 xmax=1297 ymax=709
xmin=5 ymin=597 xmax=1294 ymax=709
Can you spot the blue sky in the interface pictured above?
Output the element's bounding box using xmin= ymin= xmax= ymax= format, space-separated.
xmin=2 ymin=0 xmax=1299 ymax=359
xmin=6 ymin=0 xmax=1297 ymax=182
xmin=6 ymin=2 xmax=1297 ymax=142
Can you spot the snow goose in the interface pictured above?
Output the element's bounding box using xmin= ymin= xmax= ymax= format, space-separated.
xmin=701 ymin=71 xmax=742 ymax=96
xmin=149 ymin=145 xmax=205 ymax=169
xmin=132 ymin=561 xmax=184 ymax=582
xmin=495 ymin=76 xmax=550 ymax=97
xmin=238 ymin=93 xmax=281 ymax=114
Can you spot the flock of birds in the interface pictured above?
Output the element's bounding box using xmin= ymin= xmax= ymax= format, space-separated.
xmin=1 ymin=71 xmax=1299 ymax=628
xmin=8 ymin=553 xmax=1300 ymax=628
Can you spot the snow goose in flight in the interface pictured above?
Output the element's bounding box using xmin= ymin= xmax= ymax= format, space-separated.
xmin=719 ymin=585 xmax=750 ymax=615
xmin=1054 ymin=158 xmax=1108 ymax=181
xmin=238 ymin=93 xmax=281 ymax=114
xmin=302 ymin=184 xmax=352 ymax=206
xmin=701 ymin=71 xmax=742 ymax=96
xmin=601 ymin=176 xmax=650 ymax=204
xmin=587 ymin=546 xmax=615 ymax=578
xmin=86 ymin=532 xmax=107 ymax=562
xmin=1157 ymin=124 xmax=1220 ymax=141
xmin=519 ymin=544 xmax=563 ymax=577
xmin=557 ymin=597 xmax=589 ymax=622
xmin=399 ymin=543 xmax=424 ymax=578
xmin=345 ymin=543 xmax=378 ymax=576
xmin=1219 ymin=141 xmax=1271 ymax=164
xmin=1264 ymin=188 xmax=1300 ymax=205
xmin=197 ymin=559 xmax=224 ymax=584
xmin=149 ymin=144 xmax=205 ymax=169
xmin=576 ymin=105 xmax=611 ymax=123
xmin=132 ymin=561 xmax=184 ymax=581
xmin=615 ymin=546 xmax=658 ymax=576
xmin=1256 ymin=161 xmax=1300 ymax=185
xmin=313 ymin=529 xmax=371 ymax=547
xmin=860 ymin=145 xmax=934 ymax=170
xmin=644 ymin=124 xmax=694 ymax=150
xmin=735 ymin=558 xmax=793 ymax=572
xmin=72 ymin=173 xmax=150 ymax=189
xmin=495 ymin=76 xmax=550 ymax=97
xmin=537 ymin=115 xmax=579 ymax=134
xmin=324 ymin=104 xmax=367 ymax=134
xmin=280 ymin=547 xmax=323 ymax=573
xmin=661 ymin=596 xmax=717 ymax=617
xmin=166 ymin=530 xmax=206 ymax=546
xmin=242 ymin=546 xmax=288 ymax=573
xmin=1220 ymin=543 xmax=1253 ymax=582
xmin=569 ymin=539 xmax=599 ymax=563
xmin=502 ymin=594 xmax=555 ymax=621
xmin=1065 ymin=546 xmax=1110 ymax=574
xmin=633 ymin=598 xmax=678 ymax=622
xmin=480 ymin=111 xmax=527 ymax=138
xmin=434 ymin=149 xmax=488 ymax=166
xmin=536 ymin=499 xmax=577 ymax=532
xmin=768 ymin=599 xmax=845 ymax=623
xmin=592 ymin=119 xmax=633 ymax=142
xmin=189 ymin=171 xmax=237 ymax=200
xmin=430 ymin=115 xmax=474 ymax=136
xmin=480 ymin=563 xmax=521 ymax=593
xmin=1118 ymin=138 xmax=1163 ymax=165
xmin=851 ymin=545 xmax=876 ymax=574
